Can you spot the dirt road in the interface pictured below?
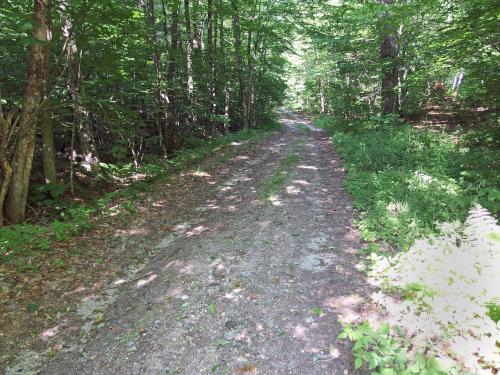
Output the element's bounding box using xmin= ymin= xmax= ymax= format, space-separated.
xmin=9 ymin=112 xmax=375 ymax=375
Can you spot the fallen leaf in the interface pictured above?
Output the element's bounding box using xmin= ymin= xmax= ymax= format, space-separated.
xmin=237 ymin=364 xmax=257 ymax=373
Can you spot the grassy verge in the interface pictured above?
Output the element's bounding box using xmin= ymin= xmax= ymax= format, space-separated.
xmin=261 ymin=152 xmax=299 ymax=199
xmin=316 ymin=114 xmax=499 ymax=250
xmin=0 ymin=122 xmax=281 ymax=270
xmin=316 ymin=113 xmax=500 ymax=373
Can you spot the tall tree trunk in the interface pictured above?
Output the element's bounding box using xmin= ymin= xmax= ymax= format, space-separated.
xmin=143 ymin=0 xmax=169 ymax=157
xmin=218 ymin=0 xmax=230 ymax=133
xmin=184 ymin=0 xmax=195 ymax=100
xmin=247 ymin=28 xmax=256 ymax=128
xmin=41 ymin=13 xmax=57 ymax=184
xmin=60 ymin=0 xmax=100 ymax=170
xmin=41 ymin=100 xmax=56 ymax=184
xmin=380 ymin=0 xmax=398 ymax=115
xmin=5 ymin=0 xmax=52 ymax=224
xmin=207 ymin=0 xmax=216 ymax=134
xmin=166 ymin=0 xmax=180 ymax=154
xmin=0 ymin=107 xmax=17 ymax=226
xmin=319 ymin=77 xmax=326 ymax=114
xmin=230 ymin=0 xmax=248 ymax=130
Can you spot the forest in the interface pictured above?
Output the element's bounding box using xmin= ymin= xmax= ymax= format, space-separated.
xmin=0 ymin=0 xmax=499 ymax=374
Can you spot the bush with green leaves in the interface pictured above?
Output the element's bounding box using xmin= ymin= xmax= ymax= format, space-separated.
xmin=339 ymin=322 xmax=446 ymax=375
xmin=316 ymin=115 xmax=499 ymax=249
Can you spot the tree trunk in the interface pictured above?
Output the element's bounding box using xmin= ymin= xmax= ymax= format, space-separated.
xmin=0 ymin=109 xmax=17 ymax=226
xmin=184 ymin=0 xmax=195 ymax=100
xmin=218 ymin=0 xmax=230 ymax=133
xmin=143 ymin=0 xmax=169 ymax=157
xmin=41 ymin=18 xmax=57 ymax=185
xmin=5 ymin=0 xmax=52 ymax=224
xmin=166 ymin=0 xmax=180 ymax=154
xmin=41 ymin=99 xmax=56 ymax=184
xmin=60 ymin=0 xmax=100 ymax=170
xmin=319 ymin=77 xmax=326 ymax=114
xmin=380 ymin=0 xmax=398 ymax=115
xmin=41 ymin=44 xmax=57 ymax=186
xmin=230 ymin=0 xmax=248 ymax=130
xmin=247 ymin=28 xmax=256 ymax=128
xmin=207 ymin=0 xmax=216 ymax=134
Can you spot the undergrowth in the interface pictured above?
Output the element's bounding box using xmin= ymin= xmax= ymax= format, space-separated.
xmin=339 ymin=322 xmax=446 ymax=375
xmin=315 ymin=113 xmax=499 ymax=250
xmin=0 ymin=122 xmax=280 ymax=269
xmin=316 ymin=113 xmax=500 ymax=373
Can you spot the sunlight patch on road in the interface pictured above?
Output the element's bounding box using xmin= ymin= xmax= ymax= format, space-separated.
xmin=137 ymin=273 xmax=157 ymax=288
xmin=298 ymin=165 xmax=319 ymax=170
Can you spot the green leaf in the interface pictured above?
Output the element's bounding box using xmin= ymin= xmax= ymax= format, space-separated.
xmin=355 ymin=357 xmax=363 ymax=369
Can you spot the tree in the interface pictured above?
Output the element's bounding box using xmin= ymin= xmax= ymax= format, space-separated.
xmin=379 ymin=0 xmax=398 ymax=115
xmin=4 ymin=0 xmax=52 ymax=224
xmin=230 ymin=0 xmax=248 ymax=130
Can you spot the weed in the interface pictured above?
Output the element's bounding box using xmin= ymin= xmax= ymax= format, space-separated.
xmin=339 ymin=322 xmax=446 ymax=374
xmin=261 ymin=152 xmax=299 ymax=199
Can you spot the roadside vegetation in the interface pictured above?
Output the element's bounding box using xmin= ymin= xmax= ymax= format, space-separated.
xmin=288 ymin=0 xmax=499 ymax=373
xmin=0 ymin=123 xmax=279 ymax=270
xmin=317 ymin=114 xmax=499 ymax=374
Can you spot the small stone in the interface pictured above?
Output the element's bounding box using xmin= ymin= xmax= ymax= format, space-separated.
xmin=224 ymin=331 xmax=236 ymax=340
xmin=225 ymin=320 xmax=238 ymax=329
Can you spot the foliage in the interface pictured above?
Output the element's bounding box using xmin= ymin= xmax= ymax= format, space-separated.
xmin=290 ymin=0 xmax=500 ymax=116
xmin=339 ymin=322 xmax=446 ymax=375
xmin=0 ymin=122 xmax=279 ymax=267
xmin=316 ymin=115 xmax=499 ymax=250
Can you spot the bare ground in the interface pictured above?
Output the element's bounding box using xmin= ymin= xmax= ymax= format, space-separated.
xmin=4 ymin=112 xmax=378 ymax=375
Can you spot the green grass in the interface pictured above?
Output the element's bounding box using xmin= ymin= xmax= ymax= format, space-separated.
xmin=319 ymin=113 xmax=500 ymax=373
xmin=1 ymin=121 xmax=281 ymax=268
xmin=261 ymin=152 xmax=299 ymax=199
xmin=315 ymin=114 xmax=499 ymax=250
xmin=296 ymin=123 xmax=311 ymax=134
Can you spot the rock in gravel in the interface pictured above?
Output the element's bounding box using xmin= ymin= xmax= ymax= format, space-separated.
xmin=224 ymin=320 xmax=238 ymax=330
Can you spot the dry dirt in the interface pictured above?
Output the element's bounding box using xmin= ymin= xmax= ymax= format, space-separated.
xmin=4 ymin=112 xmax=378 ymax=375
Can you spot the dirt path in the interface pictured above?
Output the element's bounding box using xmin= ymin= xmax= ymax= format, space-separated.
xmin=8 ymin=112 xmax=376 ymax=375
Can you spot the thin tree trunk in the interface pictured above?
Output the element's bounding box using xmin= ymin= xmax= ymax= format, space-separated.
xmin=230 ymin=0 xmax=248 ymax=130
xmin=319 ymin=77 xmax=326 ymax=114
xmin=247 ymin=28 xmax=255 ymax=128
xmin=60 ymin=0 xmax=100 ymax=170
xmin=184 ymin=0 xmax=194 ymax=99
xmin=143 ymin=0 xmax=169 ymax=157
xmin=41 ymin=28 xmax=57 ymax=184
xmin=166 ymin=0 xmax=180 ymax=154
xmin=5 ymin=0 xmax=52 ymax=224
xmin=380 ymin=0 xmax=398 ymax=115
xmin=0 ymin=106 xmax=17 ymax=226
xmin=207 ymin=0 xmax=216 ymax=134
xmin=218 ymin=0 xmax=230 ymax=133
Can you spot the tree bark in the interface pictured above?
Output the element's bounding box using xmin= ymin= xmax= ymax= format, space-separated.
xmin=218 ymin=0 xmax=230 ymax=133
xmin=247 ymin=28 xmax=256 ymax=128
xmin=0 ymin=109 xmax=17 ymax=226
xmin=380 ymin=0 xmax=398 ymax=115
xmin=184 ymin=0 xmax=195 ymax=100
xmin=166 ymin=0 xmax=180 ymax=154
xmin=207 ymin=0 xmax=216 ymax=134
xmin=143 ymin=0 xmax=169 ymax=157
xmin=230 ymin=0 xmax=248 ymax=130
xmin=41 ymin=22 xmax=57 ymax=184
xmin=60 ymin=0 xmax=100 ymax=170
xmin=5 ymin=0 xmax=52 ymax=224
